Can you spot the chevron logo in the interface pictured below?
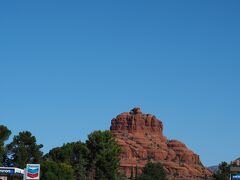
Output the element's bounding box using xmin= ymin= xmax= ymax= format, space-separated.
xmin=27 ymin=172 xmax=39 ymax=178
xmin=26 ymin=164 xmax=40 ymax=179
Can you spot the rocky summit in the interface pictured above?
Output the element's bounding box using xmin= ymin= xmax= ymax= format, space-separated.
xmin=110 ymin=107 xmax=212 ymax=180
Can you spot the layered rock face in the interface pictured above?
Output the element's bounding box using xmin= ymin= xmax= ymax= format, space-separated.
xmin=110 ymin=108 xmax=212 ymax=180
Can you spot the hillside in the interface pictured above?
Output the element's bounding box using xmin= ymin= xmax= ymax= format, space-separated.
xmin=110 ymin=108 xmax=212 ymax=180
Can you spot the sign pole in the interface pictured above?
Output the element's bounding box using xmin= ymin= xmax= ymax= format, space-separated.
xmin=23 ymin=168 xmax=26 ymax=180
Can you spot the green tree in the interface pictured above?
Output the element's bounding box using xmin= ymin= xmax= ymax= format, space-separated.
xmin=0 ymin=125 xmax=11 ymax=166
xmin=45 ymin=141 xmax=89 ymax=180
xmin=130 ymin=166 xmax=134 ymax=180
xmin=86 ymin=130 xmax=121 ymax=180
xmin=115 ymin=172 xmax=127 ymax=180
xmin=135 ymin=165 xmax=139 ymax=179
xmin=214 ymin=162 xmax=230 ymax=180
xmin=7 ymin=131 xmax=43 ymax=168
xmin=41 ymin=161 xmax=75 ymax=180
xmin=137 ymin=162 xmax=167 ymax=180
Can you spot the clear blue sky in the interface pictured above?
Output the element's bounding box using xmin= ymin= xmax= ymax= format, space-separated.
xmin=0 ymin=0 xmax=239 ymax=166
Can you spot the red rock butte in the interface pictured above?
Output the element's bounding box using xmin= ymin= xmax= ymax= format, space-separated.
xmin=110 ymin=107 xmax=212 ymax=180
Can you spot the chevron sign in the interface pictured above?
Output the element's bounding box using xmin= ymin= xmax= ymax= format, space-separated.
xmin=25 ymin=164 xmax=40 ymax=180
xmin=232 ymin=174 xmax=240 ymax=180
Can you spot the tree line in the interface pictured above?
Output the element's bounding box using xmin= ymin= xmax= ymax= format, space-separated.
xmin=1 ymin=124 xmax=234 ymax=180
xmin=0 ymin=125 xmax=168 ymax=180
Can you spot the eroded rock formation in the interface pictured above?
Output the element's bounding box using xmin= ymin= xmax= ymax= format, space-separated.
xmin=110 ymin=107 xmax=212 ymax=180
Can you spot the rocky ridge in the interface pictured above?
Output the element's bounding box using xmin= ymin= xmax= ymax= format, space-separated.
xmin=110 ymin=108 xmax=212 ymax=180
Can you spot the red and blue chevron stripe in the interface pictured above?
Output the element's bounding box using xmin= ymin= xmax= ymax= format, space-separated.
xmin=27 ymin=167 xmax=39 ymax=178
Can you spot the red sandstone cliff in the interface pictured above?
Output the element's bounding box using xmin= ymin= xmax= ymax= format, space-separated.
xmin=110 ymin=108 xmax=212 ymax=180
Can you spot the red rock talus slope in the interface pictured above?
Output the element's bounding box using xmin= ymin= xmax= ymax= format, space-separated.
xmin=110 ymin=108 xmax=212 ymax=180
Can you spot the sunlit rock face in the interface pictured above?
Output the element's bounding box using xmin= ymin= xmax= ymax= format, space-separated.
xmin=110 ymin=108 xmax=212 ymax=180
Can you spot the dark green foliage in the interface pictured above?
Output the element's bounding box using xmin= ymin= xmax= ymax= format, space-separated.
xmin=214 ymin=162 xmax=230 ymax=180
xmin=115 ymin=172 xmax=127 ymax=180
xmin=45 ymin=130 xmax=121 ymax=180
xmin=45 ymin=141 xmax=89 ymax=180
xmin=0 ymin=125 xmax=11 ymax=145
xmin=137 ymin=162 xmax=167 ymax=180
xmin=130 ymin=166 xmax=134 ymax=180
xmin=0 ymin=125 xmax=11 ymax=166
xmin=86 ymin=130 xmax=121 ymax=180
xmin=135 ymin=165 xmax=139 ymax=178
xmin=7 ymin=131 xmax=43 ymax=168
xmin=1 ymin=127 xmax=121 ymax=179
xmin=41 ymin=161 xmax=75 ymax=180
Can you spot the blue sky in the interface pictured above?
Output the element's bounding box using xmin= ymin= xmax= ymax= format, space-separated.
xmin=0 ymin=0 xmax=239 ymax=166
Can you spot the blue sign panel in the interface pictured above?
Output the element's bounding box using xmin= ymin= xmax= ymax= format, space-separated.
xmin=232 ymin=174 xmax=240 ymax=180
xmin=0 ymin=168 xmax=15 ymax=174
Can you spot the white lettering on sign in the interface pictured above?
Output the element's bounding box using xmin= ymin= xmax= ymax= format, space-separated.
xmin=0 ymin=169 xmax=12 ymax=174
xmin=233 ymin=175 xmax=240 ymax=178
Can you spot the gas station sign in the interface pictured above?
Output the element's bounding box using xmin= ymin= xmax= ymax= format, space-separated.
xmin=232 ymin=174 xmax=240 ymax=180
xmin=0 ymin=168 xmax=14 ymax=174
xmin=25 ymin=164 xmax=40 ymax=180
xmin=0 ymin=167 xmax=24 ymax=175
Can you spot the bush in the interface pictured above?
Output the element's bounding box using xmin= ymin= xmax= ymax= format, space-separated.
xmin=41 ymin=161 xmax=75 ymax=180
xmin=137 ymin=162 xmax=167 ymax=180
